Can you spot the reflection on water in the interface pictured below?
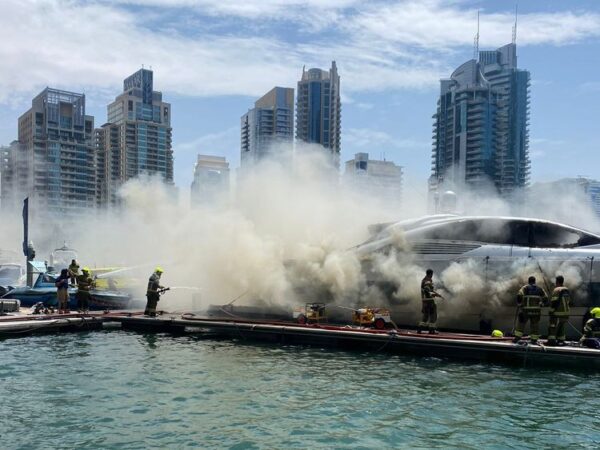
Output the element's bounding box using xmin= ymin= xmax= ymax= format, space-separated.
xmin=1 ymin=330 xmax=599 ymax=449
xmin=141 ymin=332 xmax=158 ymax=349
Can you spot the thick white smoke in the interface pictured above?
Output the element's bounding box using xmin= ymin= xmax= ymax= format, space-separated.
xmin=0 ymin=145 xmax=414 ymax=311
xmin=1 ymin=146 xmax=599 ymax=330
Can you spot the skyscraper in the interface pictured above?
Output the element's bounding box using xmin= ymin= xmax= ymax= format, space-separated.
xmin=95 ymin=123 xmax=122 ymax=207
xmin=240 ymin=87 xmax=294 ymax=168
xmin=6 ymin=89 xmax=96 ymax=218
xmin=430 ymin=43 xmax=530 ymax=198
xmin=0 ymin=144 xmax=13 ymax=209
xmin=190 ymin=154 xmax=230 ymax=206
xmin=344 ymin=153 xmax=403 ymax=205
xmin=98 ymin=69 xmax=173 ymax=207
xmin=296 ymin=61 xmax=341 ymax=167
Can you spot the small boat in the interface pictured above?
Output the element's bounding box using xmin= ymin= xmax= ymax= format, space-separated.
xmin=1 ymin=269 xmax=133 ymax=310
xmin=0 ymin=263 xmax=26 ymax=296
xmin=48 ymin=243 xmax=78 ymax=272
xmin=48 ymin=244 xmax=137 ymax=290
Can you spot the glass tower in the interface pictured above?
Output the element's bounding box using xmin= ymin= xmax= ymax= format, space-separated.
xmin=99 ymin=69 xmax=173 ymax=207
xmin=190 ymin=154 xmax=230 ymax=206
xmin=296 ymin=61 xmax=341 ymax=168
xmin=240 ymin=87 xmax=294 ymax=168
xmin=7 ymin=88 xmax=96 ymax=218
xmin=430 ymin=43 xmax=530 ymax=198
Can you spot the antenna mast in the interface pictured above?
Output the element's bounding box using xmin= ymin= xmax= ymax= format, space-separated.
xmin=512 ymin=4 xmax=518 ymax=44
xmin=473 ymin=10 xmax=480 ymax=60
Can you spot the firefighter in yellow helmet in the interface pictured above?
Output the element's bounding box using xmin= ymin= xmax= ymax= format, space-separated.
xmin=546 ymin=275 xmax=571 ymax=346
xmin=76 ymin=267 xmax=95 ymax=313
xmin=145 ymin=267 xmax=165 ymax=317
xmin=68 ymin=259 xmax=80 ymax=286
xmin=580 ymin=307 xmax=600 ymax=349
xmin=417 ymin=269 xmax=442 ymax=334
xmin=513 ymin=276 xmax=547 ymax=344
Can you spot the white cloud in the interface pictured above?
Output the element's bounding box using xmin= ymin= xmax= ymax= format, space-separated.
xmin=345 ymin=1 xmax=600 ymax=49
xmin=174 ymin=126 xmax=240 ymax=187
xmin=355 ymin=102 xmax=374 ymax=110
xmin=0 ymin=0 xmax=304 ymax=104
xmin=530 ymin=138 xmax=566 ymax=147
xmin=344 ymin=127 xmax=429 ymax=150
xmin=107 ymin=0 xmax=600 ymax=48
xmin=529 ymin=137 xmax=566 ymax=160
xmin=176 ymin=126 xmax=239 ymax=155
xmin=579 ymin=81 xmax=600 ymax=93
xmin=0 ymin=0 xmax=599 ymax=106
xmin=105 ymin=0 xmax=359 ymax=22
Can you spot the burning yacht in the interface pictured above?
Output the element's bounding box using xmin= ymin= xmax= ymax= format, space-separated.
xmin=354 ymin=215 xmax=600 ymax=333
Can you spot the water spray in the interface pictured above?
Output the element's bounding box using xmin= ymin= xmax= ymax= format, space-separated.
xmin=94 ymin=263 xmax=152 ymax=279
xmin=168 ymin=286 xmax=201 ymax=291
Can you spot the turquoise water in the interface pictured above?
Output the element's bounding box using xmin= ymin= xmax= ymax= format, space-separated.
xmin=1 ymin=330 xmax=599 ymax=449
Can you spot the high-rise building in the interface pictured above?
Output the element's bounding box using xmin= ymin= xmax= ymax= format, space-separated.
xmin=588 ymin=182 xmax=600 ymax=218
xmin=0 ymin=144 xmax=12 ymax=209
xmin=190 ymin=154 xmax=230 ymax=206
xmin=296 ymin=61 xmax=341 ymax=167
xmin=240 ymin=87 xmax=294 ymax=168
xmin=344 ymin=152 xmax=403 ymax=205
xmin=0 ymin=141 xmax=30 ymax=213
xmin=5 ymin=89 xmax=96 ymax=218
xmin=430 ymin=43 xmax=530 ymax=198
xmin=95 ymin=123 xmax=122 ymax=207
xmin=98 ymin=69 xmax=173 ymax=207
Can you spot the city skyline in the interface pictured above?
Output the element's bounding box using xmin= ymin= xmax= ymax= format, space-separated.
xmin=1 ymin=1 xmax=600 ymax=194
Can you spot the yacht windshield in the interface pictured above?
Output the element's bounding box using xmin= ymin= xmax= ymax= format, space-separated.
xmin=51 ymin=250 xmax=77 ymax=269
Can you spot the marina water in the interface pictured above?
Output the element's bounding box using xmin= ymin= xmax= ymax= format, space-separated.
xmin=1 ymin=330 xmax=599 ymax=449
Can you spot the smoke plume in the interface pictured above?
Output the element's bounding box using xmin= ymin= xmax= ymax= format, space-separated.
xmin=1 ymin=146 xmax=599 ymax=331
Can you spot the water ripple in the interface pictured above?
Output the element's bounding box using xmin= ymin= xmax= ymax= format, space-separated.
xmin=0 ymin=331 xmax=599 ymax=449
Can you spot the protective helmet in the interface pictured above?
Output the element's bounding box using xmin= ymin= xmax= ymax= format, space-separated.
xmin=491 ymin=330 xmax=504 ymax=338
xmin=155 ymin=266 xmax=164 ymax=274
xmin=82 ymin=267 xmax=90 ymax=273
xmin=591 ymin=307 xmax=600 ymax=319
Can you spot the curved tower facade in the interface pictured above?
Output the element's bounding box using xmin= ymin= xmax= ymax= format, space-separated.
xmin=430 ymin=43 xmax=530 ymax=199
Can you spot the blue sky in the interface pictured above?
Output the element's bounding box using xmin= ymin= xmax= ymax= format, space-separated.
xmin=1 ymin=0 xmax=599 ymax=191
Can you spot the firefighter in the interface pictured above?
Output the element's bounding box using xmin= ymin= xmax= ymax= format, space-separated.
xmin=418 ymin=269 xmax=442 ymax=334
xmin=513 ymin=275 xmax=547 ymax=344
xmin=546 ymin=275 xmax=571 ymax=346
xmin=68 ymin=259 xmax=80 ymax=286
xmin=76 ymin=267 xmax=94 ymax=313
xmin=145 ymin=267 xmax=164 ymax=317
xmin=580 ymin=307 xmax=600 ymax=349
xmin=55 ymin=268 xmax=70 ymax=314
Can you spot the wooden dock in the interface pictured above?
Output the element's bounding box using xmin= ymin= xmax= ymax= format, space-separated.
xmin=0 ymin=311 xmax=142 ymax=336
xmin=115 ymin=313 xmax=600 ymax=371
xmin=2 ymin=311 xmax=599 ymax=370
